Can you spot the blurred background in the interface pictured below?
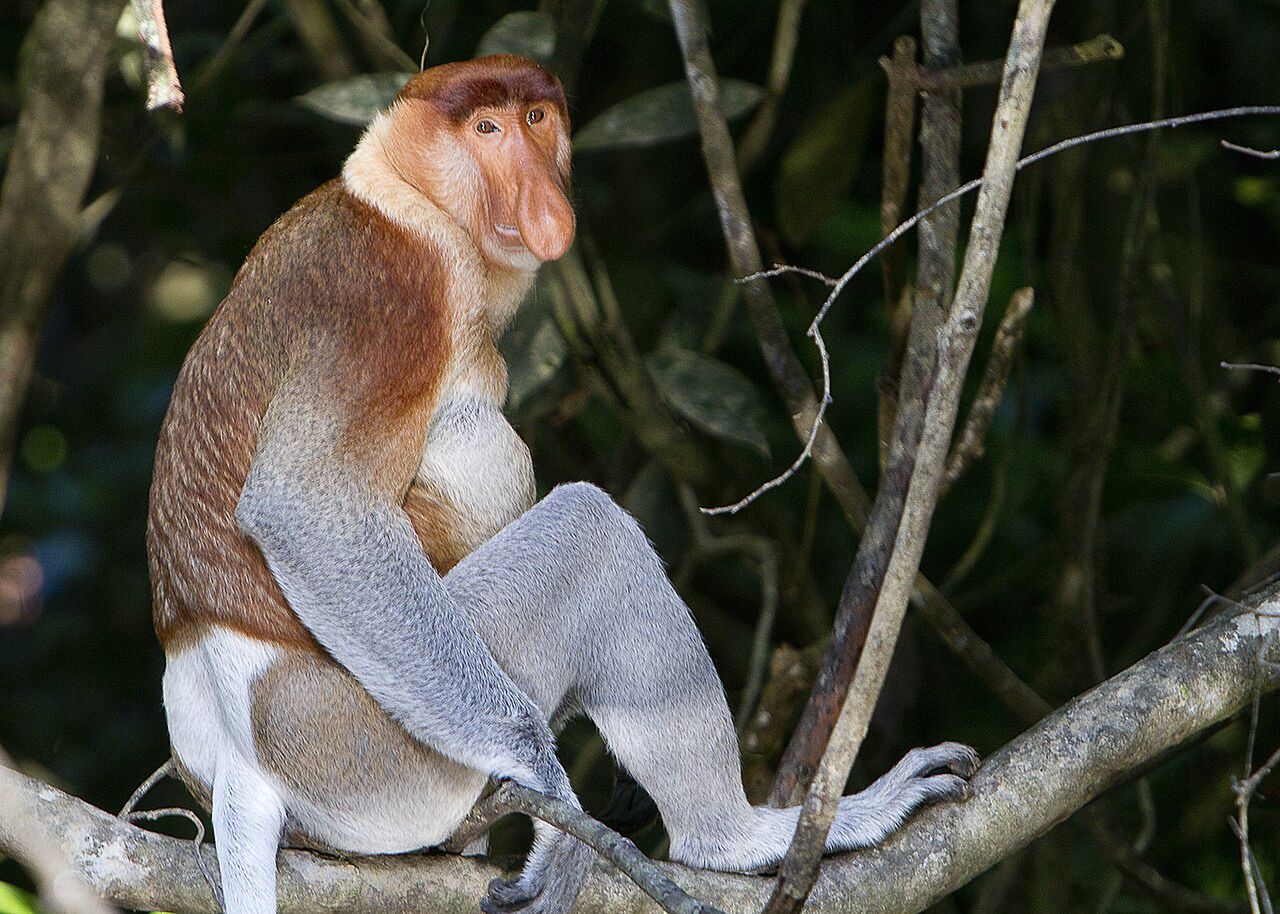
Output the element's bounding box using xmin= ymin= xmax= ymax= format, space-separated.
xmin=1 ymin=0 xmax=1278 ymax=910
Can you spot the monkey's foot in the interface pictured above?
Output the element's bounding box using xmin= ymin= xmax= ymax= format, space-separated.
xmin=881 ymin=740 xmax=981 ymax=806
xmin=481 ymin=834 xmax=593 ymax=914
xmin=824 ymin=741 xmax=979 ymax=853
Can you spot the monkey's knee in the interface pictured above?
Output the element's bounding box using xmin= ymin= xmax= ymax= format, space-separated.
xmin=543 ymin=481 xmax=618 ymax=525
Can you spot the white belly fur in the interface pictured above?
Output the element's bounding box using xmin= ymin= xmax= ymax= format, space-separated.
xmin=418 ymin=396 xmax=535 ymax=543
xmin=164 ymin=627 xmax=485 ymax=855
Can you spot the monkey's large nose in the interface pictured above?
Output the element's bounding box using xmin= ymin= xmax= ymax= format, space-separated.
xmin=516 ymin=176 xmax=575 ymax=262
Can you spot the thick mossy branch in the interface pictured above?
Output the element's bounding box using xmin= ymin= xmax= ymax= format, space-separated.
xmin=0 ymin=588 xmax=1274 ymax=914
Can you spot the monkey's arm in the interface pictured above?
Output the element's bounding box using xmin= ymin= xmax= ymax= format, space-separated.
xmin=235 ymin=364 xmax=576 ymax=806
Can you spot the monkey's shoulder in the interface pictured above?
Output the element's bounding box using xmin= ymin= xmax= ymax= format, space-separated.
xmin=226 ymin=181 xmax=454 ymax=339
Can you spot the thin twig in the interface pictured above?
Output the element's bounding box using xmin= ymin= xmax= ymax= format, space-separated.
xmin=763 ymin=4 xmax=1059 ymax=909
xmin=331 ymin=0 xmax=419 ymax=71
xmin=901 ymin=33 xmax=1123 ymax=92
xmin=1222 ymin=140 xmax=1280 ymax=159
xmin=494 ymin=782 xmax=724 ymax=914
xmin=707 ymin=105 xmax=1280 ymax=515
xmin=131 ymin=0 xmax=184 ymax=111
xmin=439 ymin=789 xmax=507 ymax=853
xmin=123 ymin=807 xmax=222 ymax=910
xmin=942 ymin=286 xmax=1034 ymax=492
xmin=737 ymin=264 xmax=837 ymax=286
xmin=118 ymin=758 xmax=174 ymax=818
xmin=736 ymin=0 xmax=808 ymax=172
xmin=1223 ymin=361 xmax=1280 ymax=379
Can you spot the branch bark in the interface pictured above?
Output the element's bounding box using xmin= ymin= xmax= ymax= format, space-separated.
xmin=765 ymin=3 xmax=1058 ymax=909
xmin=664 ymin=0 xmax=1048 ymax=772
xmin=0 ymin=0 xmax=127 ymax=514
xmin=0 ymin=593 xmax=1274 ymax=914
xmin=0 ymin=747 xmax=117 ymax=914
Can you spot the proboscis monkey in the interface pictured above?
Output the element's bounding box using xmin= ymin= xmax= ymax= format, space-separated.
xmin=147 ymin=54 xmax=979 ymax=914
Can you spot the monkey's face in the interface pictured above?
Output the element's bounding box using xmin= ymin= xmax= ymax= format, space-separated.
xmin=458 ymin=100 xmax=574 ymax=268
xmin=390 ymin=56 xmax=575 ymax=271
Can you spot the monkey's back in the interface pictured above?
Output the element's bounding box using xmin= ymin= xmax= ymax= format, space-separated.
xmin=148 ymin=181 xmax=454 ymax=652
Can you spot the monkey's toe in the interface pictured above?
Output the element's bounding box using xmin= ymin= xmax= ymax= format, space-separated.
xmin=486 ymin=877 xmax=537 ymax=908
xmin=906 ymin=741 xmax=981 ymax=780
xmin=915 ymin=772 xmax=971 ymax=805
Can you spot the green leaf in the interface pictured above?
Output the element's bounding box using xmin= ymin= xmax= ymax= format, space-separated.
xmin=297 ymin=72 xmax=417 ymax=126
xmin=0 ymin=882 xmax=40 ymax=914
xmin=775 ymin=79 xmax=876 ymax=245
xmin=575 ymin=80 xmax=764 ymax=151
xmin=501 ymin=294 xmax=569 ymax=419
xmin=645 ymin=347 xmax=770 ymax=456
xmin=476 ymin=12 xmax=556 ymax=64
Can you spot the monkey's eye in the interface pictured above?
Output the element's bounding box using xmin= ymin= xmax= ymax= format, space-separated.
xmin=475 ymin=119 xmax=500 ymax=135
xmin=527 ymin=108 xmax=545 ymax=126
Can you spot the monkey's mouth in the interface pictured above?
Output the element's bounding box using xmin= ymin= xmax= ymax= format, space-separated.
xmin=494 ymin=223 xmax=525 ymax=248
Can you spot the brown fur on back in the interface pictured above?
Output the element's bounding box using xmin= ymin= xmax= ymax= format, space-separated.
xmin=147 ymin=181 xmax=456 ymax=651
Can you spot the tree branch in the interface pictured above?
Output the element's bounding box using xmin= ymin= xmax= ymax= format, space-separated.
xmin=941 ymin=286 xmax=1034 ymax=492
xmin=130 ymin=0 xmax=184 ymax=111
xmin=0 ymin=746 xmax=117 ymax=914
xmin=1 ymin=594 xmax=1275 ymax=914
xmin=0 ymin=0 xmax=127 ymax=514
xmin=896 ymin=33 xmax=1123 ymax=92
xmin=765 ymin=3 xmax=1059 ymax=909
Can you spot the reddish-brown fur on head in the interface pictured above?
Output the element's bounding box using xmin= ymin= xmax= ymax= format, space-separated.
xmin=381 ymin=55 xmax=575 ymax=267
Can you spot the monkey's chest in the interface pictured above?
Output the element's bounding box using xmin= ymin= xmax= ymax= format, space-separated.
xmin=408 ymin=398 xmax=535 ymax=569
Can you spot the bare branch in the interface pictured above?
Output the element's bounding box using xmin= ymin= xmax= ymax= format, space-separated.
xmin=130 ymin=0 xmax=185 ymax=111
xmin=0 ymin=0 xmax=126 ymax=512
xmin=0 ymin=746 xmax=117 ymax=914
xmin=331 ymin=0 xmax=419 ymax=72
xmin=712 ymin=105 xmax=1280 ymax=515
xmin=666 ymin=0 xmax=1048 ymax=779
xmin=1 ymin=597 xmax=1275 ymax=914
xmin=942 ymin=286 xmax=1034 ymax=492
xmin=764 ymin=4 xmax=1060 ymax=910
xmin=1221 ymin=140 xmax=1280 ymax=159
xmin=901 ymin=33 xmax=1124 ymax=92
xmin=736 ymin=0 xmax=809 ymax=172
xmin=878 ymin=33 xmax=918 ymax=339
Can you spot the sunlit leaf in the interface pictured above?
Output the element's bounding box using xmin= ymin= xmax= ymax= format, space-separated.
xmin=575 ymin=80 xmax=763 ymax=151
xmin=0 ymin=882 xmax=40 ymax=914
xmin=297 ymin=73 xmax=416 ymax=126
xmin=476 ymin=12 xmax=556 ymax=64
xmin=646 ymin=347 xmax=770 ymax=456
xmin=776 ymin=79 xmax=876 ymax=244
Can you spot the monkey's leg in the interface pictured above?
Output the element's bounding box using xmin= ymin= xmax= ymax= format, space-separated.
xmin=447 ymin=482 xmax=978 ymax=878
xmin=211 ymin=760 xmax=286 ymax=914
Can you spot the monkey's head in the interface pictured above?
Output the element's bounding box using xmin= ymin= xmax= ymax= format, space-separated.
xmin=383 ymin=55 xmax=575 ymax=270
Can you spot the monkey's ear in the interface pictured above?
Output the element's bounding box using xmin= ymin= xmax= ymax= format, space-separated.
xmin=517 ymin=169 xmax=575 ymax=262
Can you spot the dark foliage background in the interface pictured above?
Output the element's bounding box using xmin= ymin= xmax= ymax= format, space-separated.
xmin=1 ymin=0 xmax=1279 ymax=910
